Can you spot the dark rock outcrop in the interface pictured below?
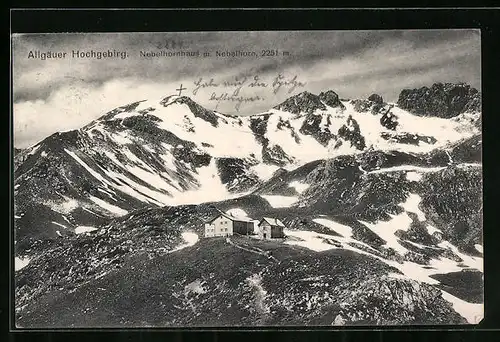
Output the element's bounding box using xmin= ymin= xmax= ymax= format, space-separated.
xmin=381 ymin=132 xmax=437 ymax=146
xmin=249 ymin=114 xmax=295 ymax=166
xmin=249 ymin=114 xmax=271 ymax=146
xmin=368 ymin=94 xmax=384 ymax=104
xmin=337 ymin=116 xmax=366 ymax=150
xmin=380 ymin=111 xmax=399 ymax=130
xmin=262 ymin=144 xmax=295 ymax=166
xmin=351 ymin=94 xmax=388 ymax=115
xmin=351 ymin=99 xmax=373 ymax=113
xmin=215 ymin=158 xmax=261 ymax=193
xmin=397 ymin=83 xmax=481 ymax=118
xmin=172 ymin=145 xmax=211 ymax=168
xmin=419 ymin=166 xmax=482 ymax=253
xmin=299 ymin=113 xmax=335 ymax=146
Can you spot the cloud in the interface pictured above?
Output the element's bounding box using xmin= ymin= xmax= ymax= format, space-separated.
xmin=14 ymin=78 xmax=172 ymax=147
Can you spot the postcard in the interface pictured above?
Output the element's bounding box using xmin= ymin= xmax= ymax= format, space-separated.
xmin=12 ymin=30 xmax=483 ymax=327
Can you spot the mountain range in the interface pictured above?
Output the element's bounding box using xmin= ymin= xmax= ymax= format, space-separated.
xmin=14 ymin=82 xmax=483 ymax=327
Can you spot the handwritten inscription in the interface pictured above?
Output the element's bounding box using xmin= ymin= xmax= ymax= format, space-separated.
xmin=192 ymin=73 xmax=306 ymax=111
xmin=209 ymin=93 xmax=264 ymax=112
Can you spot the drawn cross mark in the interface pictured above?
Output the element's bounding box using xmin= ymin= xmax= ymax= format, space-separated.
xmin=176 ymin=83 xmax=187 ymax=96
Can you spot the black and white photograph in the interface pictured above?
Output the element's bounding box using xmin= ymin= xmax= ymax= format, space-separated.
xmin=12 ymin=30 xmax=483 ymax=327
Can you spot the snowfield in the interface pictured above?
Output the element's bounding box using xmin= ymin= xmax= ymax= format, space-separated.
xmin=139 ymin=96 xmax=264 ymax=159
xmin=226 ymin=208 xmax=250 ymax=218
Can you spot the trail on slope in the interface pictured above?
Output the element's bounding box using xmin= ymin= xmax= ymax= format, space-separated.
xmin=245 ymin=273 xmax=271 ymax=324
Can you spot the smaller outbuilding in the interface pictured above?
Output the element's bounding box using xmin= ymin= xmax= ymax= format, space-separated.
xmin=258 ymin=217 xmax=286 ymax=240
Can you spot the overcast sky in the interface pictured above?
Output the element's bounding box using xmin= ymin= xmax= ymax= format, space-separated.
xmin=12 ymin=30 xmax=481 ymax=148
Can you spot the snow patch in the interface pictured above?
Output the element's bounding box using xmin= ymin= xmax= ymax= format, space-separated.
xmin=246 ymin=273 xmax=270 ymax=315
xmin=475 ymin=244 xmax=483 ymax=253
xmin=369 ymin=165 xmax=446 ymax=175
xmin=438 ymin=241 xmax=483 ymax=272
xmin=46 ymin=197 xmax=80 ymax=215
xmin=406 ymin=171 xmax=422 ymax=182
xmin=284 ymin=230 xmax=339 ymax=252
xmin=184 ymin=279 xmax=207 ymax=295
xmin=51 ymin=221 xmax=67 ymax=229
xmin=264 ymin=109 xmax=331 ymax=164
xmin=426 ymin=224 xmax=442 ymax=236
xmin=250 ymin=163 xmax=280 ymax=181
xmin=15 ymin=256 xmax=31 ymax=271
xmin=111 ymin=131 xmax=134 ymax=145
xmin=360 ymin=194 xmax=426 ymax=254
xmin=226 ymin=208 xmax=249 ymax=218
xmin=27 ymin=145 xmax=40 ymax=156
xmin=154 ymin=101 xmax=262 ymax=159
xmin=289 ymin=180 xmax=310 ymax=194
xmin=65 ymin=149 xmax=111 ymax=186
xmin=81 ymin=207 xmax=104 ymax=217
xmin=171 ymin=232 xmax=199 ymax=252
xmin=75 ymin=226 xmax=98 ymax=234
xmin=172 ymin=160 xmax=236 ymax=205
xmin=286 ymin=217 xmax=482 ymax=292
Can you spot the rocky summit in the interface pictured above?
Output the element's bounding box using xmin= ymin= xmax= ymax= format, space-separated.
xmin=14 ymin=83 xmax=483 ymax=327
xmin=273 ymin=91 xmax=328 ymax=114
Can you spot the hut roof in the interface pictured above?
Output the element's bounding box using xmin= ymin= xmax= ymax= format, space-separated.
xmin=259 ymin=217 xmax=286 ymax=227
xmin=207 ymin=209 xmax=254 ymax=224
